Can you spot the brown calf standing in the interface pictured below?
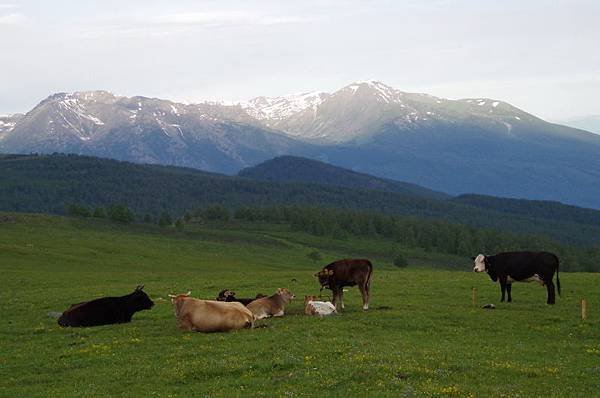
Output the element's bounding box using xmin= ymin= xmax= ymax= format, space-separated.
xmin=314 ymin=259 xmax=373 ymax=311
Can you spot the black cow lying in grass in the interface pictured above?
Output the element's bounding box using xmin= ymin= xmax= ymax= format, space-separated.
xmin=215 ymin=289 xmax=267 ymax=306
xmin=58 ymin=285 xmax=154 ymax=327
xmin=473 ymin=251 xmax=561 ymax=304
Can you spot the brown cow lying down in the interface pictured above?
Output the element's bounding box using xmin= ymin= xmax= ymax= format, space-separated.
xmin=304 ymin=295 xmax=337 ymax=316
xmin=246 ymin=288 xmax=295 ymax=320
xmin=216 ymin=289 xmax=267 ymax=306
xmin=168 ymin=292 xmax=254 ymax=333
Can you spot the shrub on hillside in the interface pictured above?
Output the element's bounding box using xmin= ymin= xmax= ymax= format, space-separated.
xmin=108 ymin=205 xmax=135 ymax=224
xmin=158 ymin=211 xmax=172 ymax=227
xmin=67 ymin=204 xmax=91 ymax=218
xmin=393 ymin=253 xmax=409 ymax=268
xmin=93 ymin=207 xmax=106 ymax=218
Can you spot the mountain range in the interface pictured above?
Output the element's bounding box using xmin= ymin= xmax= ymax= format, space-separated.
xmin=2 ymin=81 xmax=600 ymax=209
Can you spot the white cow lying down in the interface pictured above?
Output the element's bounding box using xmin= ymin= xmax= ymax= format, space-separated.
xmin=304 ymin=295 xmax=337 ymax=316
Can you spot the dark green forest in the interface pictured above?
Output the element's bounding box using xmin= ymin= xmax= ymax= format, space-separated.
xmin=230 ymin=206 xmax=600 ymax=272
xmin=2 ymin=154 xmax=600 ymax=251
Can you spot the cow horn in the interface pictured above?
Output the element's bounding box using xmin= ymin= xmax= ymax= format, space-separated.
xmin=168 ymin=294 xmax=177 ymax=298
xmin=136 ymin=284 xmax=144 ymax=291
xmin=186 ymin=291 xmax=191 ymax=296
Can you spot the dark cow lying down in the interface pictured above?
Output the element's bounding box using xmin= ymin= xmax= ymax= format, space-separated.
xmin=473 ymin=251 xmax=561 ymax=304
xmin=315 ymin=258 xmax=373 ymax=311
xmin=215 ymin=289 xmax=267 ymax=306
xmin=58 ymin=285 xmax=154 ymax=327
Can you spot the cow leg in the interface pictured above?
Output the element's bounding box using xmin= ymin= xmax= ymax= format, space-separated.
xmin=546 ymin=280 xmax=556 ymax=305
xmin=506 ymin=283 xmax=512 ymax=303
xmin=339 ymin=290 xmax=345 ymax=310
xmin=331 ymin=287 xmax=340 ymax=310
xmin=499 ymin=277 xmax=507 ymax=302
xmin=359 ymin=283 xmax=369 ymax=310
xmin=178 ymin=318 xmax=193 ymax=332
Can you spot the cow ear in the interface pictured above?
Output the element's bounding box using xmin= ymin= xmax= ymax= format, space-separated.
xmin=277 ymin=288 xmax=283 ymax=294
xmin=328 ymin=269 xmax=334 ymax=275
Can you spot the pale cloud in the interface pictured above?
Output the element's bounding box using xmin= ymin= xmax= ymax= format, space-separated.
xmin=150 ymin=11 xmax=313 ymax=27
xmin=75 ymin=9 xmax=318 ymax=38
xmin=0 ymin=0 xmax=598 ymax=119
xmin=0 ymin=12 xmax=27 ymax=25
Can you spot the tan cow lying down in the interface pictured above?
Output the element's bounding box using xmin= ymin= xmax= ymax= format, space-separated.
xmin=168 ymin=292 xmax=254 ymax=333
xmin=246 ymin=288 xmax=295 ymax=319
xmin=304 ymin=295 xmax=337 ymax=316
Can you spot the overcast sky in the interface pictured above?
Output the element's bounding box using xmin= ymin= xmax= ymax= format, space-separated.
xmin=1 ymin=0 xmax=598 ymax=120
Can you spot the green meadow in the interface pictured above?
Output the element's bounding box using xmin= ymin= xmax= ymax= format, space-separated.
xmin=1 ymin=213 xmax=598 ymax=397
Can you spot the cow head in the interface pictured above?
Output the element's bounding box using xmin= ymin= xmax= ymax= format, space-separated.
xmin=314 ymin=268 xmax=334 ymax=288
xmin=216 ymin=289 xmax=236 ymax=301
xmin=276 ymin=288 xmax=295 ymax=303
xmin=130 ymin=285 xmax=154 ymax=311
xmin=304 ymin=295 xmax=319 ymax=305
xmin=472 ymin=254 xmax=487 ymax=273
xmin=168 ymin=291 xmax=191 ymax=304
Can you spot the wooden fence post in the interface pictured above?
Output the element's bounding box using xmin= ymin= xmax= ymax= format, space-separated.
xmin=581 ymin=299 xmax=588 ymax=321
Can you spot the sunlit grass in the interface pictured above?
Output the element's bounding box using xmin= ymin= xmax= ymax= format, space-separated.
xmin=1 ymin=213 xmax=598 ymax=396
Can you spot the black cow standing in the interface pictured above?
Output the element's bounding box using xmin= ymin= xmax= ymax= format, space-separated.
xmin=473 ymin=251 xmax=561 ymax=304
xmin=58 ymin=285 xmax=154 ymax=327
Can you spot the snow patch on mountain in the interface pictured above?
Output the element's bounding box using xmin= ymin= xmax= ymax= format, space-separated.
xmin=243 ymin=91 xmax=329 ymax=121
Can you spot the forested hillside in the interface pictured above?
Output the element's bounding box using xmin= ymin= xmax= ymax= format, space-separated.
xmin=2 ymin=154 xmax=600 ymax=246
xmin=228 ymin=206 xmax=600 ymax=272
xmin=238 ymin=155 xmax=449 ymax=200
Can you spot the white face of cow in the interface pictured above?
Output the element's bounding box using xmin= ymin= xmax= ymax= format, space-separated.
xmin=473 ymin=254 xmax=486 ymax=272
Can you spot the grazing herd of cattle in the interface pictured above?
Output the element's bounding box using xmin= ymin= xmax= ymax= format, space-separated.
xmin=57 ymin=251 xmax=561 ymax=332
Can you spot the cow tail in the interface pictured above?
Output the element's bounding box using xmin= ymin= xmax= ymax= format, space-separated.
xmin=366 ymin=262 xmax=374 ymax=291
xmin=555 ymin=255 xmax=561 ymax=297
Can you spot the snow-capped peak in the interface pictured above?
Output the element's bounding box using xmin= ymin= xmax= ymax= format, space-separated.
xmin=341 ymin=80 xmax=404 ymax=104
xmin=243 ymin=91 xmax=329 ymax=121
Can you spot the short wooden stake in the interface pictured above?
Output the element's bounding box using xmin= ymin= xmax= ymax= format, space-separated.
xmin=581 ymin=299 xmax=588 ymax=321
xmin=472 ymin=287 xmax=477 ymax=306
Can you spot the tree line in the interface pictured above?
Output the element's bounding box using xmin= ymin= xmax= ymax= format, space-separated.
xmin=3 ymin=153 xmax=600 ymax=246
xmin=67 ymin=201 xmax=600 ymax=272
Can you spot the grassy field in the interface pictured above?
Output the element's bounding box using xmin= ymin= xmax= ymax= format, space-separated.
xmin=1 ymin=213 xmax=599 ymax=397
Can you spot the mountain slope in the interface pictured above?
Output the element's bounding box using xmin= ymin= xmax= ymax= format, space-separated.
xmin=0 ymin=91 xmax=305 ymax=173
xmin=242 ymin=80 xmax=544 ymax=144
xmin=0 ymin=114 xmax=22 ymax=140
xmin=3 ymin=83 xmax=600 ymax=208
xmin=238 ymin=155 xmax=450 ymax=200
